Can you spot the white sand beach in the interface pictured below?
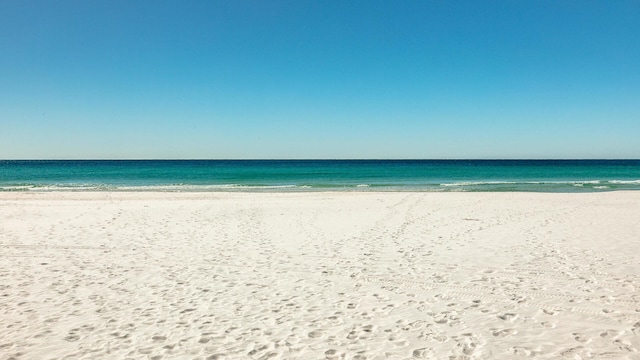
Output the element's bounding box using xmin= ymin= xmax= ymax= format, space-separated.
xmin=1 ymin=191 xmax=639 ymax=359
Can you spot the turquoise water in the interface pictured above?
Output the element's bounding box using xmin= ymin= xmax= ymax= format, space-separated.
xmin=1 ymin=160 xmax=639 ymax=192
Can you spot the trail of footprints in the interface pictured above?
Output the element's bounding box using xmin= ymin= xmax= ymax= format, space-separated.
xmin=282 ymin=194 xmax=640 ymax=358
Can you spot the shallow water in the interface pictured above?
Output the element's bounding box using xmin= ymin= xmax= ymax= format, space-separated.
xmin=1 ymin=159 xmax=639 ymax=192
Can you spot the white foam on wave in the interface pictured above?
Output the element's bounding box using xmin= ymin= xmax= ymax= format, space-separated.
xmin=117 ymin=184 xmax=302 ymax=191
xmin=0 ymin=183 xmax=308 ymax=192
xmin=441 ymin=180 xmax=603 ymax=187
xmin=525 ymin=180 xmax=602 ymax=185
xmin=356 ymin=184 xmax=370 ymax=187
xmin=0 ymin=185 xmax=35 ymax=191
xmin=440 ymin=181 xmax=513 ymax=187
xmin=251 ymin=185 xmax=299 ymax=189
xmin=121 ymin=184 xmax=244 ymax=190
xmin=609 ymin=180 xmax=640 ymax=184
xmin=18 ymin=184 xmax=113 ymax=191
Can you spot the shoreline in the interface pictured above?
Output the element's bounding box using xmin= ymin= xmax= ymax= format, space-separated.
xmin=2 ymin=187 xmax=640 ymax=196
xmin=1 ymin=191 xmax=639 ymax=358
xmin=2 ymin=189 xmax=640 ymax=202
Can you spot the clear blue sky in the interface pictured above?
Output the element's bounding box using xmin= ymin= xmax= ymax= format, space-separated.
xmin=1 ymin=1 xmax=638 ymax=159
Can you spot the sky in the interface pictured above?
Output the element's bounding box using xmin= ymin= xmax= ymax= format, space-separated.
xmin=1 ymin=1 xmax=639 ymax=159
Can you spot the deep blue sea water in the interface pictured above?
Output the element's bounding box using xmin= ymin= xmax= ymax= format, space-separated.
xmin=1 ymin=160 xmax=640 ymax=192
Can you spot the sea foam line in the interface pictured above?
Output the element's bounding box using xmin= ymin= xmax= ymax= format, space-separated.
xmin=609 ymin=180 xmax=640 ymax=184
xmin=440 ymin=180 xmax=603 ymax=187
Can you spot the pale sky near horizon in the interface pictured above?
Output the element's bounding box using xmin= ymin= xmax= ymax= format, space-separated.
xmin=1 ymin=1 xmax=639 ymax=159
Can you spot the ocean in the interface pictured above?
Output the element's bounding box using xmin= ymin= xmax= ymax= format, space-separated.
xmin=1 ymin=160 xmax=639 ymax=192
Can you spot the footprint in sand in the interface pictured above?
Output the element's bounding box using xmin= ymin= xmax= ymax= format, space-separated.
xmin=362 ymin=324 xmax=376 ymax=333
xmin=206 ymin=355 xmax=225 ymax=360
xmin=64 ymin=334 xmax=80 ymax=342
xmin=324 ymin=348 xmax=341 ymax=359
xmin=450 ymin=334 xmax=481 ymax=357
xmin=418 ymin=331 xmax=448 ymax=342
xmin=347 ymin=324 xmax=378 ymax=341
xmin=572 ymin=332 xmax=592 ymax=344
xmin=602 ymin=308 xmax=616 ymax=314
xmin=541 ymin=321 xmax=557 ymax=328
xmin=560 ymin=346 xmax=586 ymax=358
xmin=327 ymin=315 xmax=344 ymax=325
xmin=613 ymin=338 xmax=636 ymax=352
xmin=432 ymin=311 xmax=461 ymax=325
xmin=199 ymin=336 xmax=211 ymax=344
xmin=412 ymin=347 xmax=435 ymax=358
xmin=600 ymin=329 xmax=623 ymax=338
xmin=497 ymin=313 xmax=519 ymax=322
xmin=491 ymin=328 xmax=517 ymax=337
xmin=407 ymin=320 xmax=428 ymax=330
xmin=509 ymin=346 xmax=541 ymax=356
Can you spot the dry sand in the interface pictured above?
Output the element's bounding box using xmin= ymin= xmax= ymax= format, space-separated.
xmin=1 ymin=191 xmax=639 ymax=359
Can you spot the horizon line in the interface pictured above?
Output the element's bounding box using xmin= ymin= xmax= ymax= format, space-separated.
xmin=2 ymin=158 xmax=640 ymax=161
